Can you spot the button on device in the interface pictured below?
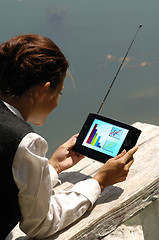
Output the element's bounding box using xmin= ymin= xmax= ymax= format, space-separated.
xmin=124 ymin=139 xmax=131 ymax=147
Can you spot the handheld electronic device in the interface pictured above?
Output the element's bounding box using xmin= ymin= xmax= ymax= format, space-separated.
xmin=73 ymin=25 xmax=142 ymax=162
xmin=73 ymin=113 xmax=141 ymax=163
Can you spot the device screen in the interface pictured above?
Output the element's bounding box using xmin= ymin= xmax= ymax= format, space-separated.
xmin=82 ymin=118 xmax=129 ymax=157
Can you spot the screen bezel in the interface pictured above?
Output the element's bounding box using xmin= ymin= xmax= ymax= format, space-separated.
xmin=73 ymin=113 xmax=141 ymax=163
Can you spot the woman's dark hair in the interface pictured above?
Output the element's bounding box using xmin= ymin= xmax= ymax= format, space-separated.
xmin=0 ymin=34 xmax=69 ymax=96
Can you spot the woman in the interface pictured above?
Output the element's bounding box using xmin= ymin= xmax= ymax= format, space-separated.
xmin=0 ymin=34 xmax=137 ymax=239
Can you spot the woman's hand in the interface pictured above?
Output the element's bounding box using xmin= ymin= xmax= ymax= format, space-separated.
xmin=49 ymin=134 xmax=84 ymax=173
xmin=93 ymin=146 xmax=138 ymax=191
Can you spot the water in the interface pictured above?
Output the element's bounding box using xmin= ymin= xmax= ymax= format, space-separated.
xmin=0 ymin=0 xmax=159 ymax=157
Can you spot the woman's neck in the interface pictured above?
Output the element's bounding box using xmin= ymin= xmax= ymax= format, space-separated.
xmin=1 ymin=95 xmax=31 ymax=122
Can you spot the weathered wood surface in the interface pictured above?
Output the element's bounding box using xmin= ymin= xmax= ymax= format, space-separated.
xmin=7 ymin=122 xmax=159 ymax=240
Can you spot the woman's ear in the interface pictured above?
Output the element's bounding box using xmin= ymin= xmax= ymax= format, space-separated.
xmin=35 ymin=82 xmax=51 ymax=101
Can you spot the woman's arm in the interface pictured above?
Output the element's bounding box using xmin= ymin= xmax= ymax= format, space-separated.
xmin=12 ymin=133 xmax=100 ymax=238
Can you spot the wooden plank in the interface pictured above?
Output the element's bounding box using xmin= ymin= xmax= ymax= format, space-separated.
xmin=51 ymin=179 xmax=159 ymax=240
xmin=133 ymin=122 xmax=159 ymax=145
xmin=140 ymin=199 xmax=159 ymax=240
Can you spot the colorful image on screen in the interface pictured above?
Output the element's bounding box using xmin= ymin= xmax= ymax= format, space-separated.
xmin=102 ymin=140 xmax=118 ymax=153
xmin=86 ymin=123 xmax=102 ymax=148
xmin=109 ymin=127 xmax=123 ymax=139
xmin=82 ymin=119 xmax=129 ymax=157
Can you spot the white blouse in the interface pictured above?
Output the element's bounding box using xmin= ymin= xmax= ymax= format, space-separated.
xmin=4 ymin=102 xmax=101 ymax=238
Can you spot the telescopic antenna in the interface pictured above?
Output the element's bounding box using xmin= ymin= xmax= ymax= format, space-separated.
xmin=97 ymin=24 xmax=142 ymax=114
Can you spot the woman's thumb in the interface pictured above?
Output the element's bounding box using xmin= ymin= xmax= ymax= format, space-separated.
xmin=63 ymin=136 xmax=77 ymax=149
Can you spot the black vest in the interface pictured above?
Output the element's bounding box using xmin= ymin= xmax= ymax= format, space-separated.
xmin=0 ymin=101 xmax=34 ymax=239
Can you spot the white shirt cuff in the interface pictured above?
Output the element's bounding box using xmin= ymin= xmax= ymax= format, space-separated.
xmin=69 ymin=178 xmax=101 ymax=207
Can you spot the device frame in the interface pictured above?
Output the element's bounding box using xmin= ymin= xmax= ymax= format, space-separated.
xmin=73 ymin=113 xmax=141 ymax=163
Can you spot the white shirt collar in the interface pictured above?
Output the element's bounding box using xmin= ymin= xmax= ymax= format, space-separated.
xmin=2 ymin=100 xmax=24 ymax=121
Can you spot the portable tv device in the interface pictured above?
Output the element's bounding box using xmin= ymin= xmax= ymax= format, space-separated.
xmin=73 ymin=25 xmax=142 ymax=163
xmin=73 ymin=113 xmax=141 ymax=163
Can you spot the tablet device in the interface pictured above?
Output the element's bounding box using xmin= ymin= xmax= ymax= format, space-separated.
xmin=73 ymin=113 xmax=141 ymax=163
